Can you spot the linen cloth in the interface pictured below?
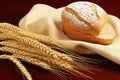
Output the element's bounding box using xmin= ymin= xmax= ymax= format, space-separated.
xmin=19 ymin=4 xmax=120 ymax=65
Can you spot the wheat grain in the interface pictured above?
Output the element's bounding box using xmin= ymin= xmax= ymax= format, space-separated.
xmin=0 ymin=54 xmax=32 ymax=80
xmin=0 ymin=46 xmax=72 ymax=69
xmin=0 ymin=47 xmax=66 ymax=79
xmin=0 ymin=47 xmax=67 ymax=79
xmin=0 ymin=22 xmax=63 ymax=48
xmin=0 ymin=28 xmax=9 ymax=33
xmin=12 ymin=50 xmax=92 ymax=79
xmin=0 ymin=33 xmax=93 ymax=72
xmin=0 ymin=40 xmax=44 ymax=56
xmin=0 ymin=22 xmax=95 ymax=79
xmin=0 ymin=35 xmax=94 ymax=71
xmin=0 ymin=46 xmax=71 ymax=69
xmin=12 ymin=53 xmax=52 ymax=70
xmin=0 ymin=33 xmax=73 ymax=62
xmin=0 ymin=40 xmax=65 ymax=62
xmin=0 ymin=47 xmax=92 ymax=79
xmin=12 ymin=53 xmax=69 ymax=80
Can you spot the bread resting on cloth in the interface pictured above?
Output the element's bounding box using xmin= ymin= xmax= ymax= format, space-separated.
xmin=19 ymin=4 xmax=120 ymax=65
xmin=61 ymin=1 xmax=116 ymax=44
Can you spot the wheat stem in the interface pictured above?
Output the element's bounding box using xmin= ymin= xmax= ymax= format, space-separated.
xmin=0 ymin=33 xmax=73 ymax=62
xmin=0 ymin=46 xmax=92 ymax=79
xmin=12 ymin=53 xmax=69 ymax=80
xmin=0 ymin=40 xmax=44 ymax=56
xmin=0 ymin=22 xmax=96 ymax=80
xmin=0 ymin=54 xmax=32 ymax=80
xmin=12 ymin=53 xmax=52 ymax=70
xmin=0 ymin=46 xmax=70 ymax=69
xmin=0 ymin=46 xmax=72 ymax=70
xmin=0 ymin=22 xmax=63 ymax=48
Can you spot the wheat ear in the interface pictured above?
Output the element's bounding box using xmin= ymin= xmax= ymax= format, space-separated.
xmin=0 ymin=33 xmax=73 ymax=62
xmin=0 ymin=47 xmax=67 ymax=79
xmin=0 ymin=33 xmax=94 ymax=74
xmin=0 ymin=46 xmax=71 ymax=69
xmin=12 ymin=53 xmax=52 ymax=70
xmin=12 ymin=49 xmax=92 ymax=79
xmin=12 ymin=53 xmax=69 ymax=80
xmin=0 ymin=22 xmax=63 ymax=48
xmin=0 ymin=54 xmax=66 ymax=80
xmin=0 ymin=40 xmax=75 ymax=68
xmin=0 ymin=46 xmax=92 ymax=79
xmin=0 ymin=46 xmax=75 ymax=71
xmin=0 ymin=37 xmax=96 ymax=69
xmin=0 ymin=40 xmax=45 ymax=56
xmin=0 ymin=46 xmax=73 ymax=71
xmin=0 ymin=40 xmax=67 ymax=63
xmin=0 ymin=54 xmax=32 ymax=80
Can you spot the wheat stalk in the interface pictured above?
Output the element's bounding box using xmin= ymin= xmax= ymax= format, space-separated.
xmin=0 ymin=46 xmax=76 ymax=71
xmin=0 ymin=22 xmax=63 ymax=48
xmin=0 ymin=54 xmax=32 ymax=80
xmin=0 ymin=33 xmax=73 ymax=62
xmin=0 ymin=40 xmax=44 ymax=56
xmin=0 ymin=47 xmax=67 ymax=79
xmin=0 ymin=22 xmax=98 ymax=80
xmin=0 ymin=46 xmax=73 ymax=71
xmin=0 ymin=36 xmax=96 ymax=71
xmin=12 ymin=53 xmax=52 ymax=71
xmin=0 ymin=46 xmax=93 ymax=79
xmin=12 ymin=53 xmax=69 ymax=80
xmin=0 ymin=46 xmax=69 ymax=68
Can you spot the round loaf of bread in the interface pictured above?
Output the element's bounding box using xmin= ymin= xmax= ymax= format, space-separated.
xmin=61 ymin=1 xmax=116 ymax=44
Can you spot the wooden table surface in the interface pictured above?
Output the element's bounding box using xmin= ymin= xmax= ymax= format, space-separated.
xmin=0 ymin=0 xmax=120 ymax=80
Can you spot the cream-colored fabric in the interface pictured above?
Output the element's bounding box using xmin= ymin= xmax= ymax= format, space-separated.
xmin=19 ymin=4 xmax=94 ymax=54
xmin=19 ymin=4 xmax=120 ymax=65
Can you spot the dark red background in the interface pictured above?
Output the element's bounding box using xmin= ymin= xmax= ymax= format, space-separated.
xmin=0 ymin=0 xmax=120 ymax=80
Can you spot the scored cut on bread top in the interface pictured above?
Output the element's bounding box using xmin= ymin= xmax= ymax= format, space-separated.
xmin=62 ymin=1 xmax=108 ymax=36
xmin=61 ymin=1 xmax=116 ymax=44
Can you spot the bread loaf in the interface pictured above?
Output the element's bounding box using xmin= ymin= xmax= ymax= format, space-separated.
xmin=61 ymin=1 xmax=116 ymax=44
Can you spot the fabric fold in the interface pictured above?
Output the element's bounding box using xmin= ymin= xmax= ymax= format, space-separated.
xmin=19 ymin=4 xmax=120 ymax=65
